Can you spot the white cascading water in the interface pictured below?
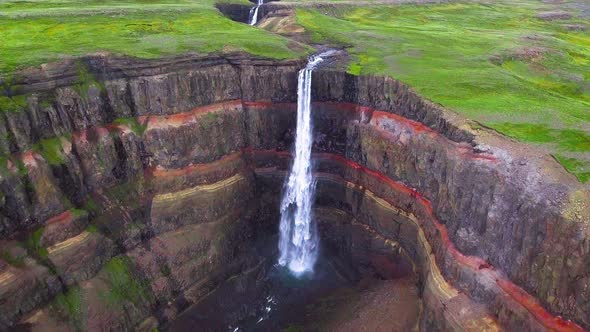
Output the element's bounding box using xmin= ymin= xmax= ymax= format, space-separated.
xmin=278 ymin=51 xmax=335 ymax=275
xmin=248 ymin=0 xmax=263 ymax=26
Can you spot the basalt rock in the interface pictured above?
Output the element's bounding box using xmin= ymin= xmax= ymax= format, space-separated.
xmin=0 ymin=54 xmax=588 ymax=331
xmin=215 ymin=3 xmax=253 ymax=24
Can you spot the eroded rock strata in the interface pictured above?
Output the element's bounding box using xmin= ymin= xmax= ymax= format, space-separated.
xmin=0 ymin=55 xmax=588 ymax=331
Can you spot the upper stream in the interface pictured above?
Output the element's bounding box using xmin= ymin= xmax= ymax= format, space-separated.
xmin=248 ymin=0 xmax=264 ymax=25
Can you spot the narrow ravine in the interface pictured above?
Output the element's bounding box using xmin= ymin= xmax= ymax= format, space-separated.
xmin=278 ymin=51 xmax=335 ymax=275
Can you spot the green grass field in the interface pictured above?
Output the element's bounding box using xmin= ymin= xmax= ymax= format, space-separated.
xmin=1 ymin=0 xmax=588 ymax=181
xmin=0 ymin=0 xmax=307 ymax=76
xmin=296 ymin=2 xmax=589 ymax=182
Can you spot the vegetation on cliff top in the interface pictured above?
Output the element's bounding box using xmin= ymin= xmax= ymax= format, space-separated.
xmin=296 ymin=1 xmax=589 ymax=181
xmin=0 ymin=0 xmax=307 ymax=75
xmin=1 ymin=0 xmax=588 ymax=181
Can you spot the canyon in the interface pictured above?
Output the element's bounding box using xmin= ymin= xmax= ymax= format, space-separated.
xmin=0 ymin=53 xmax=588 ymax=331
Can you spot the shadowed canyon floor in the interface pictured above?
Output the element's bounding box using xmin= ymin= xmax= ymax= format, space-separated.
xmin=165 ymin=238 xmax=420 ymax=332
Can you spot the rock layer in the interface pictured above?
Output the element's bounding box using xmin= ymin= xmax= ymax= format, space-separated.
xmin=0 ymin=54 xmax=588 ymax=331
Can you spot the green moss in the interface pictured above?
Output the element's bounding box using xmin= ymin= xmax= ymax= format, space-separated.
xmin=82 ymin=197 xmax=101 ymax=215
xmin=70 ymin=208 xmax=88 ymax=218
xmin=52 ymin=286 xmax=83 ymax=330
xmin=347 ymin=63 xmax=362 ymax=76
xmin=113 ymin=117 xmax=148 ymax=137
xmin=101 ymin=179 xmax=144 ymax=210
xmin=125 ymin=222 xmax=142 ymax=231
xmin=1 ymin=249 xmax=25 ymax=268
xmin=1 ymin=131 xmax=14 ymax=155
xmin=25 ymin=227 xmax=48 ymax=259
xmin=60 ymin=196 xmax=74 ymax=210
xmin=39 ymin=98 xmax=54 ymax=109
xmin=0 ymin=95 xmax=27 ymax=113
xmin=0 ymin=155 xmax=10 ymax=177
xmin=85 ymin=224 xmax=99 ymax=234
xmin=555 ymin=155 xmax=590 ymax=183
xmin=33 ymin=136 xmax=67 ymax=166
xmin=101 ymin=256 xmax=152 ymax=307
xmin=200 ymin=111 xmax=220 ymax=130
xmin=73 ymin=62 xmax=105 ymax=98
xmin=159 ymin=263 xmax=171 ymax=277
xmin=3 ymin=155 xmax=31 ymax=182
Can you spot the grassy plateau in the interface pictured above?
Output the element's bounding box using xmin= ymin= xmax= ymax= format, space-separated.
xmin=0 ymin=0 xmax=588 ymax=181
xmin=0 ymin=0 xmax=306 ymax=75
xmin=295 ymin=1 xmax=589 ymax=182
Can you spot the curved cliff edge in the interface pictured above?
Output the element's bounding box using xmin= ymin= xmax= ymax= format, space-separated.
xmin=0 ymin=54 xmax=588 ymax=331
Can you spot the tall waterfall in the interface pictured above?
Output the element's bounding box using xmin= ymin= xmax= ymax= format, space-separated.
xmin=248 ymin=0 xmax=263 ymax=26
xmin=278 ymin=51 xmax=334 ymax=275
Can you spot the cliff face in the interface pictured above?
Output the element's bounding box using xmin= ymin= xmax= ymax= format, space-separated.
xmin=0 ymin=54 xmax=588 ymax=331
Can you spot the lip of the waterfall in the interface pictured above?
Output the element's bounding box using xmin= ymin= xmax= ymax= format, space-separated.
xmin=306 ymin=50 xmax=338 ymax=69
xmin=303 ymin=49 xmax=346 ymax=71
xmin=248 ymin=0 xmax=280 ymax=4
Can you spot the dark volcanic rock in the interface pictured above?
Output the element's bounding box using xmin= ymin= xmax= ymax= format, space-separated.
xmin=215 ymin=3 xmax=252 ymax=24
xmin=0 ymin=54 xmax=587 ymax=331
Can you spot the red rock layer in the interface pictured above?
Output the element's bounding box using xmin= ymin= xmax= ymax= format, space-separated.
xmin=247 ymin=150 xmax=584 ymax=332
xmin=3 ymin=100 xmax=586 ymax=331
xmin=143 ymin=145 xmax=583 ymax=331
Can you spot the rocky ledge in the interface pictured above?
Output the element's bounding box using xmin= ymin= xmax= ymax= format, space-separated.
xmin=0 ymin=54 xmax=588 ymax=331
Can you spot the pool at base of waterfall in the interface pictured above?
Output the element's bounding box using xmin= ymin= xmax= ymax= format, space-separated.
xmin=164 ymin=238 xmax=421 ymax=332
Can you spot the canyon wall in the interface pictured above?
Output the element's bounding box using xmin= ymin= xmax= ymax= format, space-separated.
xmin=0 ymin=54 xmax=588 ymax=331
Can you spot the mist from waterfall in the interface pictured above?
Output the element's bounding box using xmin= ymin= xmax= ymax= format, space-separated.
xmin=278 ymin=51 xmax=335 ymax=276
xmin=248 ymin=0 xmax=263 ymax=26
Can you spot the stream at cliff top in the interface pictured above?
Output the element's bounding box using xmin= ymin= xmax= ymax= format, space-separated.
xmin=248 ymin=0 xmax=264 ymax=25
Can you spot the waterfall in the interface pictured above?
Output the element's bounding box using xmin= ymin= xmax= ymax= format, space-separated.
xmin=278 ymin=51 xmax=335 ymax=275
xmin=248 ymin=0 xmax=264 ymax=26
